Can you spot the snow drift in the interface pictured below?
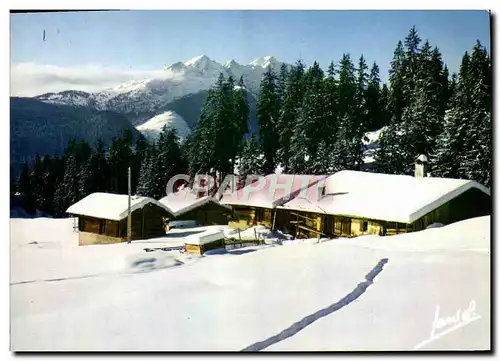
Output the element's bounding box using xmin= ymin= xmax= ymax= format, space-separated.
xmin=10 ymin=216 xmax=490 ymax=351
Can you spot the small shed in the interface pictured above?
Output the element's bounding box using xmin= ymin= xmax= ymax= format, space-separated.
xmin=67 ymin=192 xmax=174 ymax=245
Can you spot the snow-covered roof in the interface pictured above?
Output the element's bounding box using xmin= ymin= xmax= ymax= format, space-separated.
xmin=66 ymin=193 xmax=174 ymax=221
xmin=278 ymin=170 xmax=490 ymax=224
xmin=159 ymin=187 xmax=231 ymax=217
xmin=416 ymin=154 xmax=429 ymax=162
xmin=220 ymin=174 xmax=327 ymax=209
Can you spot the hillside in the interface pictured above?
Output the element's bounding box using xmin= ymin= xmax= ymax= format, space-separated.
xmin=10 ymin=97 xmax=141 ymax=172
xmin=136 ymin=110 xmax=192 ymax=142
xmin=10 ymin=216 xmax=490 ymax=351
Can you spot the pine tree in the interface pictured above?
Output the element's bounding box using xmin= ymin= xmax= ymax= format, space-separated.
xmin=379 ymin=83 xmax=390 ymax=127
xmin=257 ymin=66 xmax=280 ymax=174
xmin=365 ymin=62 xmax=383 ymax=131
xmin=335 ymin=53 xmax=358 ymax=170
xmin=276 ymin=63 xmax=289 ymax=107
xmin=459 ymin=41 xmax=492 ymax=186
xmin=388 ymin=41 xmax=407 ymax=124
xmin=373 ymin=122 xmax=405 ymax=174
xmin=276 ymin=60 xmax=306 ymax=173
xmin=431 ymin=108 xmax=464 ymax=179
xmin=78 ymin=159 xmax=93 ymax=199
xmin=447 ymin=72 xmax=458 ymax=108
xmin=132 ymin=135 xmax=149 ymax=194
xmin=92 ymin=139 xmax=110 ymax=192
xmin=233 ymin=76 xmax=250 ymax=160
xmin=399 ymin=40 xmax=444 ymax=172
xmin=39 ymin=154 xmax=56 ymax=214
xmin=54 ymin=154 xmax=80 ymax=216
xmin=30 ymin=154 xmax=45 ymax=211
xmin=157 ymin=126 xmax=183 ymax=197
xmin=289 ymin=61 xmax=325 ymax=174
xmin=18 ymin=162 xmax=36 ymax=215
xmin=108 ymin=129 xmax=134 ymax=194
xmin=432 ymin=51 xmax=471 ymax=180
xmin=238 ymin=135 xmax=264 ymax=188
xmin=189 ymin=88 xmax=217 ymax=177
xmin=136 ymin=146 xmax=159 ymax=198
xmin=321 ymin=61 xmax=339 ymax=164
xmin=403 ymin=25 xmax=422 ymax=92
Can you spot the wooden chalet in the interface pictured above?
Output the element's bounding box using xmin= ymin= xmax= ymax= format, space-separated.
xmin=158 ymin=186 xmax=232 ymax=227
xmin=278 ymin=165 xmax=491 ymax=239
xmin=222 ymin=157 xmax=491 ymax=239
xmin=67 ymin=192 xmax=175 ymax=245
xmin=220 ymin=174 xmax=326 ymax=231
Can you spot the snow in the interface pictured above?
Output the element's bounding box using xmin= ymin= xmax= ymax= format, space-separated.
xmin=221 ymin=174 xmax=326 ymax=208
xmin=185 ymin=230 xmax=225 ymax=246
xmin=249 ymin=56 xmax=278 ymax=68
xmin=35 ymin=54 xmax=287 ymax=117
xmin=66 ymin=192 xmax=174 ymax=221
xmin=10 ymin=216 xmax=490 ymax=350
xmin=159 ymin=187 xmax=230 ymax=217
xmin=224 ymin=224 xmax=293 ymax=243
xmin=280 ymin=170 xmax=490 ymax=224
xmin=184 ymin=54 xmax=214 ymax=68
xmin=136 ymin=111 xmax=191 ymax=141
xmin=363 ymin=127 xmax=386 ymax=164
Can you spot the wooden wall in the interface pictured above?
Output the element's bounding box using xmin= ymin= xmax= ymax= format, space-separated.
xmin=412 ymin=187 xmax=491 ymax=231
xmin=77 ymin=203 xmax=171 ymax=243
xmin=225 ymin=187 xmax=491 ymax=239
xmin=350 ymin=218 xmax=384 ymax=237
xmin=177 ymin=202 xmax=231 ymax=226
xmin=228 ymin=206 xmax=273 ymax=229
xmin=78 ymin=231 xmax=124 ymax=246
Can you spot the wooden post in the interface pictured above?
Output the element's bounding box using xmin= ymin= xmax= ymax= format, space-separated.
xmin=127 ymin=167 xmax=132 ymax=244
xmin=272 ymin=209 xmax=277 ymax=231
xmin=294 ymin=213 xmax=298 ymax=239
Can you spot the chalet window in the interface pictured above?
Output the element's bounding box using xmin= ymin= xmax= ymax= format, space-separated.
xmin=362 ymin=221 xmax=368 ymax=232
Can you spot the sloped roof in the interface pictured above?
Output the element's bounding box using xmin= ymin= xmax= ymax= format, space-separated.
xmin=66 ymin=192 xmax=174 ymax=221
xmin=159 ymin=186 xmax=231 ymax=217
xmin=220 ymin=174 xmax=327 ymax=209
xmin=278 ymin=170 xmax=490 ymax=224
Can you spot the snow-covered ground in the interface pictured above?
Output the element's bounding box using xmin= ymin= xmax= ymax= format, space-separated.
xmin=136 ymin=110 xmax=192 ymax=141
xmin=10 ymin=216 xmax=490 ymax=351
xmin=363 ymin=127 xmax=386 ymax=165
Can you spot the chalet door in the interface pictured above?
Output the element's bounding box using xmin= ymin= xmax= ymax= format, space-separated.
xmin=341 ymin=218 xmax=351 ymax=236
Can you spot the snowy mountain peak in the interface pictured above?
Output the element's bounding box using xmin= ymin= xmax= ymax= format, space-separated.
xmin=224 ymin=59 xmax=240 ymax=68
xmin=249 ymin=56 xmax=278 ymax=68
xmin=167 ymin=61 xmax=187 ymax=72
xmin=184 ymin=54 xmax=213 ymax=68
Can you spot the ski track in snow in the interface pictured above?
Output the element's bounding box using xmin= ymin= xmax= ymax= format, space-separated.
xmin=242 ymin=258 xmax=389 ymax=351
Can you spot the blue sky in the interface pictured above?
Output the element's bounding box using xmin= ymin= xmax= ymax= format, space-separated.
xmin=10 ymin=10 xmax=490 ymax=94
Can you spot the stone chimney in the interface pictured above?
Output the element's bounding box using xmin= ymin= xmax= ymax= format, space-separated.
xmin=415 ymin=154 xmax=429 ymax=178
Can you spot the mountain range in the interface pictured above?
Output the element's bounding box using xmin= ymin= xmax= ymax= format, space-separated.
xmin=34 ymin=55 xmax=284 ymax=127
xmin=11 ymin=55 xmax=286 ymax=172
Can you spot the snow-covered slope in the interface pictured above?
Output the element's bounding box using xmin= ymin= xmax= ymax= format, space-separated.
xmin=34 ymin=55 xmax=287 ymax=125
xmin=136 ymin=111 xmax=191 ymax=141
xmin=363 ymin=127 xmax=386 ymax=165
xmin=10 ymin=216 xmax=490 ymax=351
